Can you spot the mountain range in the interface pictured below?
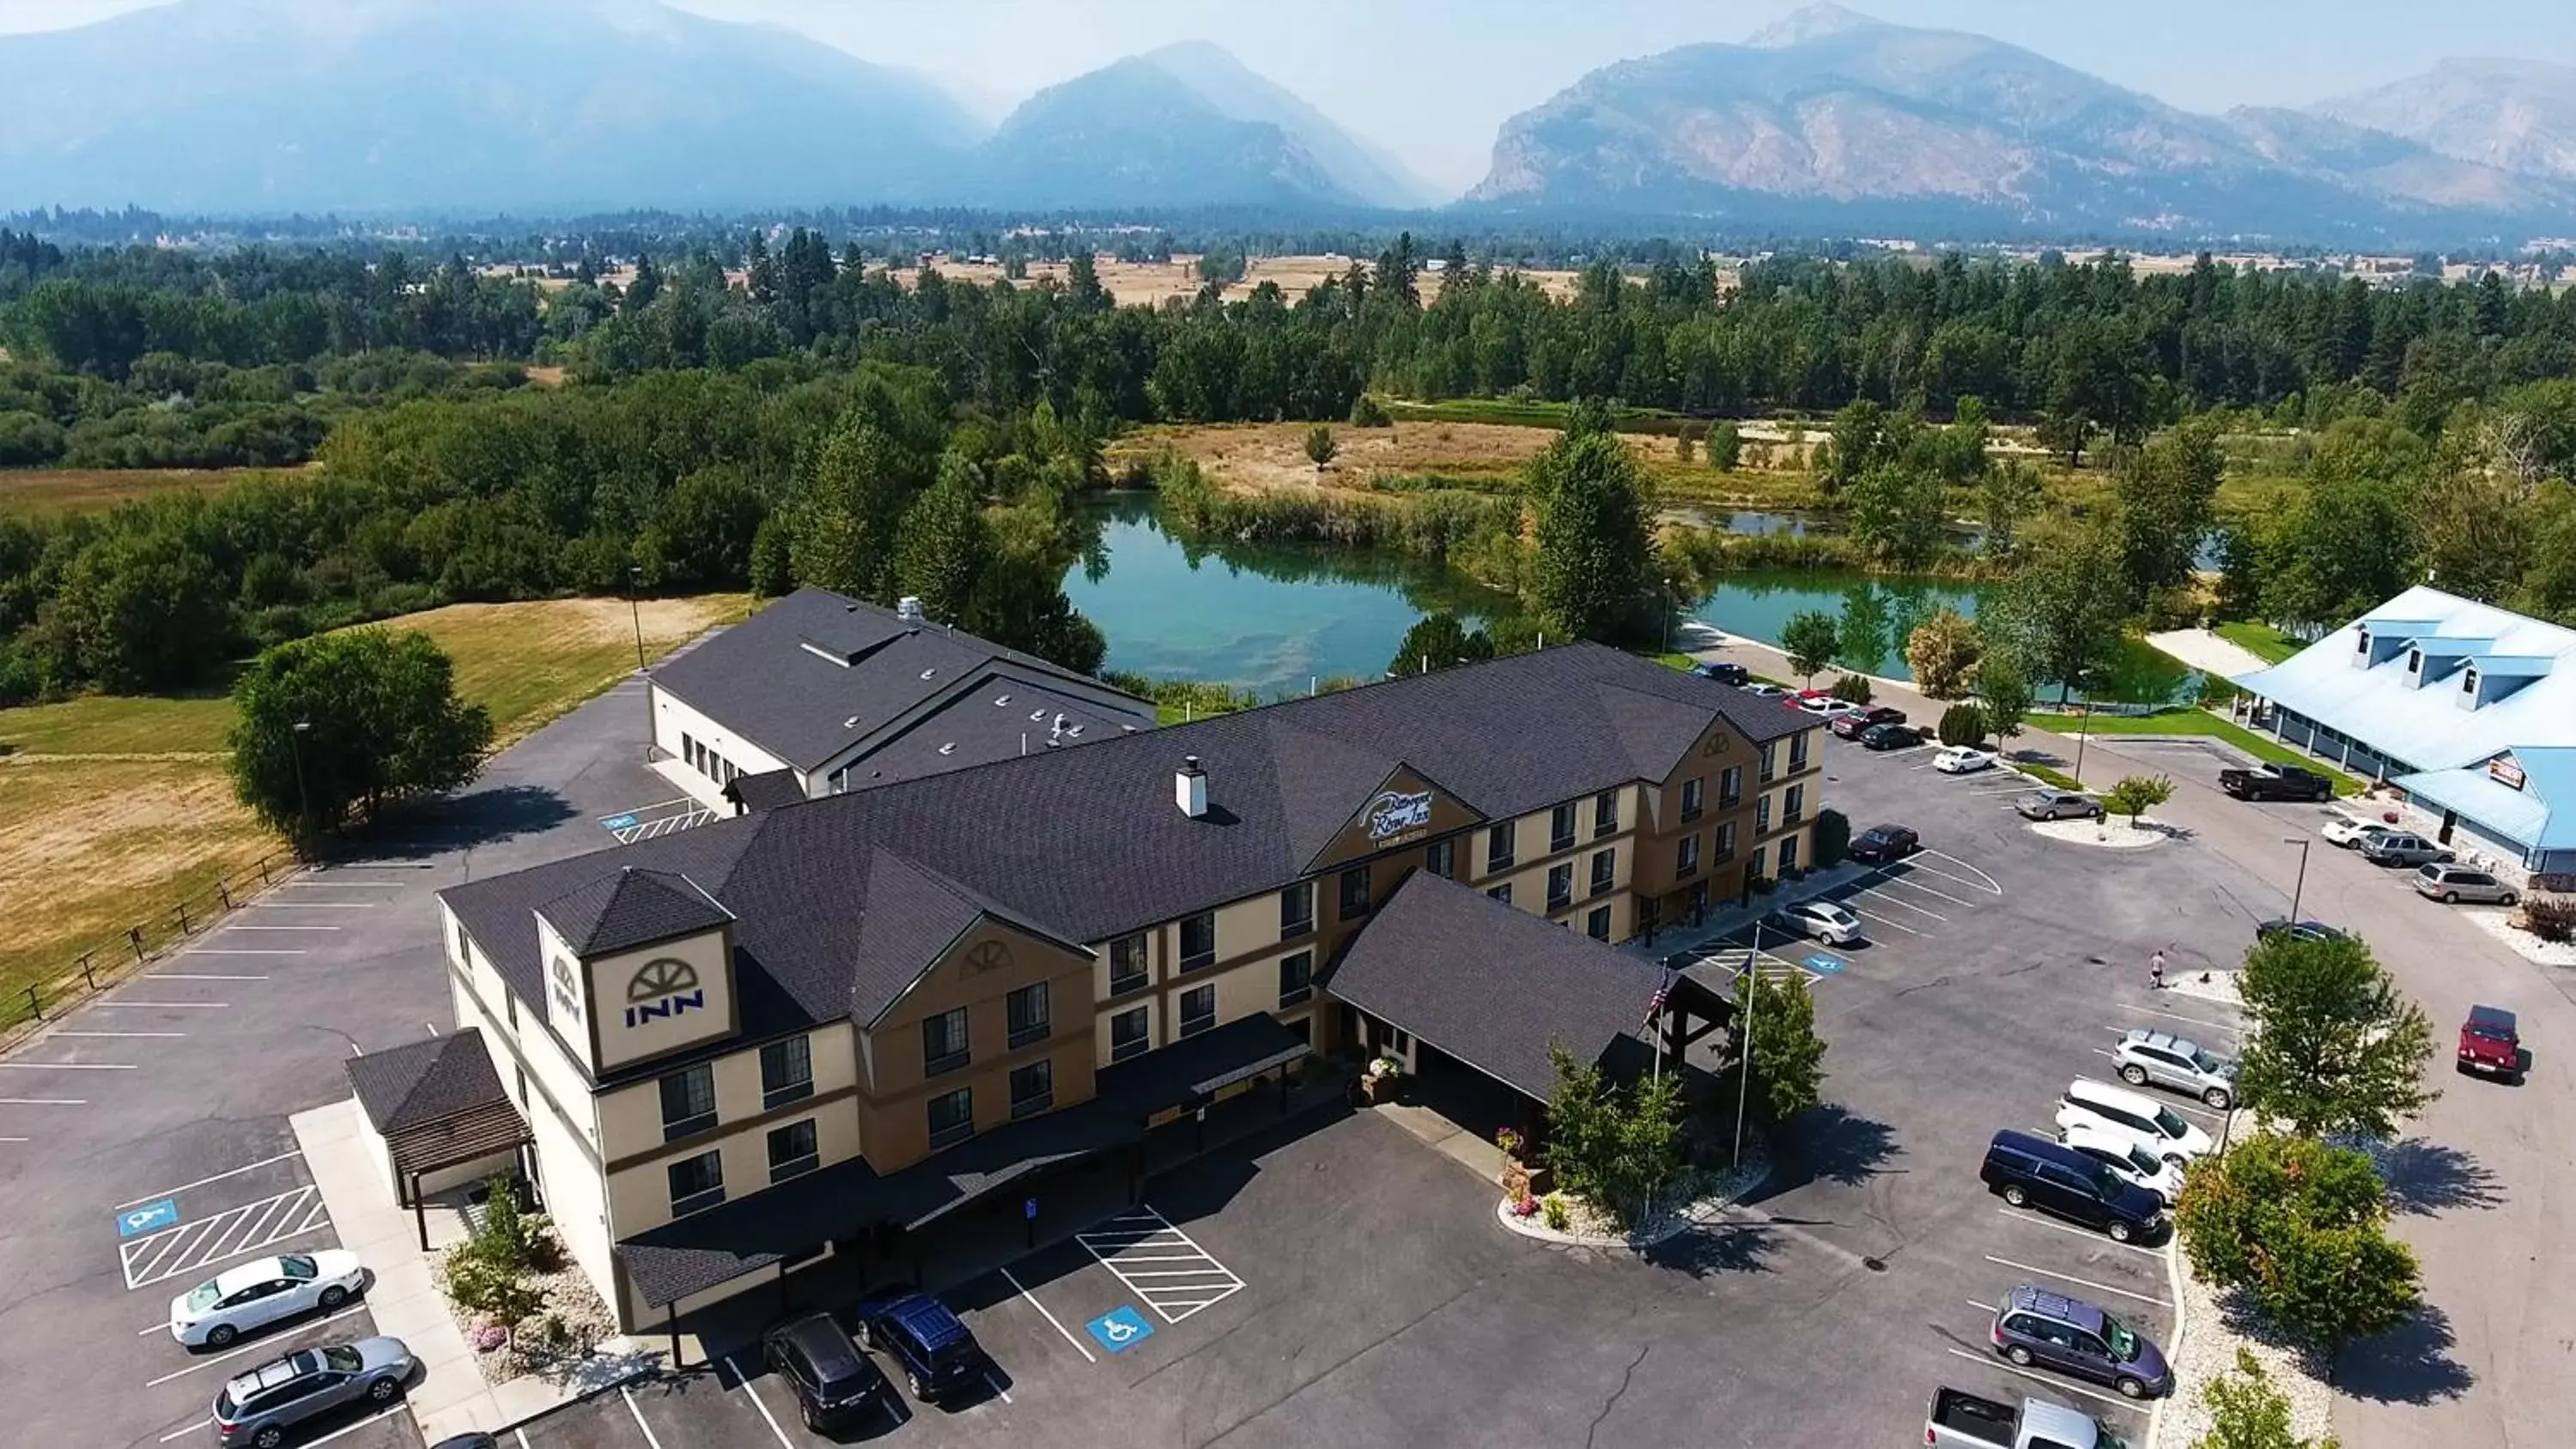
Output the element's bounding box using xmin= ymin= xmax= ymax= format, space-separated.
xmin=0 ymin=0 xmax=2569 ymax=239
xmin=1467 ymin=3 xmax=2576 ymax=236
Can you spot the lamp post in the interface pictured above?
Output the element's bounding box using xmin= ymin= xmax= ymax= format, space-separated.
xmin=1733 ymin=917 xmax=1762 ymax=1168
xmin=2285 ymin=836 xmax=2312 ymax=925
xmin=289 ymin=720 xmax=313 ymax=858
xmin=627 ymin=566 xmax=647 ymax=672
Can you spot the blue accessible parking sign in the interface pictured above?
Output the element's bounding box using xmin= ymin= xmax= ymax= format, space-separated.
xmin=602 ymin=813 xmax=640 ymax=832
xmin=1085 ymin=1305 xmax=1155 ymax=1354
xmin=118 ymin=1198 xmax=179 ymax=1238
xmin=1805 ymin=954 xmax=1846 ymax=974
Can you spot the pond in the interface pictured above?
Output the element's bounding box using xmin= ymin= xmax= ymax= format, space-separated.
xmin=1687 ymin=572 xmax=2197 ymax=705
xmin=1061 ymin=492 xmax=1524 ymax=697
xmin=1061 ymin=493 xmax=2196 ymax=706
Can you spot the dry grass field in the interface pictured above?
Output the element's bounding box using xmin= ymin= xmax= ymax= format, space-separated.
xmin=0 ymin=592 xmax=749 ymax=1009
xmin=0 ymin=467 xmax=281 ymax=518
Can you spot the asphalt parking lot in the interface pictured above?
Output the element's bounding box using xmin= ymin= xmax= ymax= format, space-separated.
xmin=0 ymin=671 xmax=681 ymax=1449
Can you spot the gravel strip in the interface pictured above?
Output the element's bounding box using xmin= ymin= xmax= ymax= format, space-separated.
xmin=2160 ymin=1266 xmax=2336 ymax=1448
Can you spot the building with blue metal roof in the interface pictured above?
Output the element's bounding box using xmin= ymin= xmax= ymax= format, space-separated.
xmin=2232 ymin=585 xmax=2576 ymax=881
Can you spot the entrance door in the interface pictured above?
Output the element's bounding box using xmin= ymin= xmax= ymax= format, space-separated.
xmin=2439 ymin=809 xmax=2457 ymax=846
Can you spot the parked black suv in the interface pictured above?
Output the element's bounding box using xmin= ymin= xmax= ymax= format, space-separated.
xmin=1980 ymin=1129 xmax=2166 ymax=1244
xmin=1691 ymin=660 xmax=1750 ymax=686
xmin=763 ymin=1312 xmax=887 ymax=1432
xmin=854 ymin=1286 xmax=989 ymax=1404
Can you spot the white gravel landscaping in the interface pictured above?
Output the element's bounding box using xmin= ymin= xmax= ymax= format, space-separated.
xmin=2029 ymin=815 xmax=2178 ymax=850
xmin=1497 ymin=1137 xmax=1771 ymax=1250
xmin=2164 ymin=967 xmax=2244 ymax=1010
xmin=2160 ymin=1266 xmax=2336 ymax=1449
xmin=2455 ymin=902 xmax=2576 ymax=967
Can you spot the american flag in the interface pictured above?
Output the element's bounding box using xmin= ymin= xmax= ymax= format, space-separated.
xmin=1643 ymin=967 xmax=1674 ymax=1026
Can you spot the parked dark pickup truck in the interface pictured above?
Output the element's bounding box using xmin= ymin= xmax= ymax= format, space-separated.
xmin=2219 ymin=762 xmax=2334 ymax=802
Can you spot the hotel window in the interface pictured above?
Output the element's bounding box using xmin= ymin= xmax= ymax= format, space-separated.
xmin=1714 ymin=821 xmax=1738 ymax=864
xmin=1486 ymin=823 xmax=1516 ymax=872
xmin=1594 ymin=789 xmax=1619 ymax=838
xmin=1425 ymin=837 xmax=1455 ymax=880
xmin=666 ymin=1149 xmax=724 ymax=1217
xmin=760 ymin=1035 xmax=813 ymax=1111
xmin=1783 ymin=783 xmax=1806 ymax=827
xmin=921 ymin=1006 xmax=971 ymax=1078
xmin=767 ymin=1119 xmax=819 ymax=1185
xmin=1486 ymin=882 xmax=1513 ymax=906
xmin=1279 ymin=881 xmax=1315 ymax=939
xmin=513 ymin=1064 xmax=528 ymax=1109
xmin=1179 ymin=984 xmax=1217 ymax=1038
xmin=1780 ymin=834 xmax=1801 ymax=874
xmin=1006 ymin=982 xmax=1051 ymax=1050
xmin=1757 ymin=794 xmax=1773 ymax=834
xmin=927 ymin=1088 xmax=975 ymax=1149
xmin=1586 ymin=906 xmax=1612 ymax=942
xmin=1109 ymin=932 xmax=1149 ymax=995
xmin=659 ymin=1063 xmax=716 ymax=1143
xmin=1589 ymin=847 xmax=1615 ymax=897
xmin=1278 ymin=949 xmax=1315 ymax=1009
xmin=1677 ymin=834 xmax=1701 ymax=877
xmin=1751 ymin=845 xmax=1768 ymax=880
xmin=504 ymin=990 xmax=517 ymax=1034
xmin=1546 ymin=863 xmax=1574 ymax=912
xmin=1789 ymin=731 xmax=1810 ymax=771
xmin=1109 ymin=1005 xmax=1151 ymax=1063
xmin=1680 ymin=777 xmax=1704 ymax=823
xmin=1178 ymin=912 xmax=1217 ymax=970
xmin=1719 ymin=766 xmax=1743 ymax=809
xmin=1010 ymin=1060 xmax=1054 ymax=1120
xmin=1759 ymin=742 xmax=1777 ymax=783
xmin=1550 ymin=803 xmax=1577 ymax=852
xmin=1339 ymin=864 xmax=1371 ymax=921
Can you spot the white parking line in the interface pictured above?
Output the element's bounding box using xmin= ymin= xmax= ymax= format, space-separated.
xmin=999 ymin=1264 xmax=1095 ymax=1362
xmin=1852 ymin=885 xmax=1948 ymax=920
xmin=53 ymin=1031 xmax=184 ymax=1038
xmin=274 ymin=881 xmax=397 ymax=889
xmin=1913 ymin=850 xmax=2005 ymax=894
xmin=289 ymin=1404 xmax=406 ymax=1447
xmin=623 ymin=1385 xmax=670 ymax=1449
xmin=517 ymin=1429 xmax=534 ymax=1449
xmin=1848 ymin=906 xmax=1923 ymax=937
xmin=0 ymin=1097 xmax=84 ymax=1105
xmin=150 ymin=973 xmax=269 ymax=981
xmin=240 ymin=902 xmax=374 ymax=909
xmin=1983 ymin=1254 xmax=2171 ymax=1307
xmin=2142 ymin=1006 xmax=2241 ymax=1034
xmin=157 ymin=1417 xmax=210 ymax=1442
xmin=212 ymin=925 xmax=341 ymax=931
xmin=143 ymin=1302 xmax=368 ymax=1385
xmin=985 ymin=1369 xmax=1014 ymax=1404
xmin=121 ymin=1185 xmax=328 ymax=1288
xmin=98 ymin=1000 xmax=228 ymax=1009
xmin=1997 ymin=1210 xmax=2169 ymax=1258
xmin=1075 ymin=1205 xmax=1246 ymax=1324
xmin=1940 ymin=1348 xmax=2142 ymax=1413
xmin=117 ymin=1150 xmax=301 ymax=1208
xmin=0 ymin=1060 xmax=135 ymax=1070
xmin=175 ymin=950 xmax=301 ymax=957
xmin=1868 ymin=868 xmax=1981 ymax=909
xmin=724 ymin=1355 xmax=799 ymax=1449
xmin=0 ymin=1136 xmax=27 ymax=1143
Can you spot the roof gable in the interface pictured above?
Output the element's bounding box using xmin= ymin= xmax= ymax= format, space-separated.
xmin=538 ymin=868 xmax=732 ymax=958
xmin=346 ymin=1028 xmax=508 ymax=1134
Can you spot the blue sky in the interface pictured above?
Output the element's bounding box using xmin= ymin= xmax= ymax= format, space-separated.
xmin=2 ymin=0 xmax=2567 ymax=194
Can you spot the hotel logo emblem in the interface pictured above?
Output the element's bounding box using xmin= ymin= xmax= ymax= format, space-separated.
xmin=624 ymin=957 xmax=705 ymax=1028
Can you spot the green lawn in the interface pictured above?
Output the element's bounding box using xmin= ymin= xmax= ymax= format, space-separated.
xmin=2215 ymin=621 xmax=2306 ymax=665
xmin=2035 ymin=706 xmax=2364 ymax=796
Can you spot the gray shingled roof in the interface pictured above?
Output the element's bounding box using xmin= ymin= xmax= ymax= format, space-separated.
xmin=538 ymin=867 xmax=733 ymax=958
xmin=346 ymin=1029 xmax=509 ymax=1134
xmin=649 ymin=587 xmax=1151 ymax=774
xmin=1321 ymin=871 xmax=1671 ymax=1100
xmin=442 ymin=643 xmax=1801 ymax=1086
xmin=723 ymin=769 xmax=807 ymax=813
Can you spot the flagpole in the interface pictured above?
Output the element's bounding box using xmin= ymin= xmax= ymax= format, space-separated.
xmin=1734 ymin=917 xmax=1761 ymax=1167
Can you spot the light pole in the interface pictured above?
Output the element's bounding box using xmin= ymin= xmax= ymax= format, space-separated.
xmin=627 ymin=566 xmax=647 ymax=673
xmin=2285 ymin=836 xmax=2312 ymax=925
xmin=1733 ymin=917 xmax=1762 ymax=1168
xmin=289 ymin=720 xmax=313 ymax=858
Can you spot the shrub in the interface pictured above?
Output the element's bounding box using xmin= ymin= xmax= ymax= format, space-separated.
xmin=1827 ymin=674 xmax=1874 ymax=704
xmin=442 ymin=1248 xmax=548 ymax=1325
xmin=1303 ymin=424 xmax=1339 ymax=468
xmin=2177 ymin=1131 xmax=2420 ymax=1368
xmin=1348 ymin=394 xmax=1392 ymax=427
xmin=1541 ymin=1193 xmax=1572 ymax=1232
xmin=1937 ymin=702 xmax=1989 ymax=747
xmin=2520 ymin=897 xmax=2576 ymax=944
xmin=1812 ymin=809 xmax=1852 ymax=869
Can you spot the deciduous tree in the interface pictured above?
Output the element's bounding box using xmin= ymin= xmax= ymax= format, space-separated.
xmin=228 ymin=628 xmax=492 ymax=846
xmin=2177 ymin=1131 xmax=2421 ymax=1377
xmin=1988 ymin=525 xmax=2129 ymax=706
xmin=1540 ymin=1042 xmax=1687 ymax=1229
xmin=2102 ymin=773 xmax=2175 ymax=828
xmin=1779 ymin=609 xmax=1839 ymax=685
xmin=1528 ymin=427 xmax=1655 ymax=642
xmin=1905 ymin=607 xmax=1984 ymax=699
xmin=1975 ymin=655 xmax=2032 ymax=743
xmin=1735 ymin=969 xmax=1826 ymax=1125
xmin=1388 ymin=613 xmax=1494 ymax=676
xmin=2236 ymin=932 xmax=2438 ymax=1140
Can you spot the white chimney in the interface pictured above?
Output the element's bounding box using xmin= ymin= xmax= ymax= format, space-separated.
xmin=1176 ymin=755 xmax=1208 ymax=819
xmin=896 ymin=596 xmax=926 ymax=622
xmin=1049 ymin=712 xmax=1068 ymax=741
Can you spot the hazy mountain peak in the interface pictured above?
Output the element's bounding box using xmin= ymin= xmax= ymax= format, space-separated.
xmin=1747 ymin=2 xmax=1885 ymax=49
xmin=1131 ymin=39 xmax=1438 ymax=206
xmin=2310 ymin=56 xmax=2576 ymax=182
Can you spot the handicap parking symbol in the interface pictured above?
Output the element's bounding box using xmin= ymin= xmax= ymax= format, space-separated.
xmin=602 ymin=813 xmax=640 ymax=832
xmin=1804 ymin=954 xmax=1845 ymax=974
xmin=118 ymin=1198 xmax=179 ymax=1239
xmin=1085 ymin=1305 xmax=1155 ymax=1355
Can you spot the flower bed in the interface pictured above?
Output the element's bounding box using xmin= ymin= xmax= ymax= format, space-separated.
xmin=1497 ymin=1134 xmax=1771 ymax=1250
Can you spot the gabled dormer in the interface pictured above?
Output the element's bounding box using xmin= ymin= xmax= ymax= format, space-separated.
xmin=2455 ymin=654 xmax=2555 ymax=712
xmin=2402 ymin=635 xmax=2494 ymax=690
xmin=534 ymin=867 xmax=739 ymax=1076
xmin=2353 ymin=617 xmax=2439 ymax=670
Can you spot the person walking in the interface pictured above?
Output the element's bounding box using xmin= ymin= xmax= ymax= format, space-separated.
xmin=2149 ymin=949 xmax=2167 ymax=992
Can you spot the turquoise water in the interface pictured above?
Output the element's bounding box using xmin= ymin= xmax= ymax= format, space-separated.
xmin=1061 ymin=493 xmax=1522 ymax=695
xmin=1061 ymin=492 xmax=2196 ymax=705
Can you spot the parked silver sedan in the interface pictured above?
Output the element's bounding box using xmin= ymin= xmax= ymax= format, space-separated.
xmin=2015 ymin=788 xmax=2104 ymax=822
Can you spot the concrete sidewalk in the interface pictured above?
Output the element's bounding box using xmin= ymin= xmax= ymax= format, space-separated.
xmin=291 ymin=1097 xmax=662 ymax=1442
xmin=2143 ymin=627 xmax=2275 ymax=680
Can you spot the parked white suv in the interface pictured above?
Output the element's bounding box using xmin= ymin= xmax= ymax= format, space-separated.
xmin=2054 ymin=1079 xmax=2212 ymax=1168
xmin=2111 ymin=1029 xmax=2236 ymax=1109
xmin=2056 ymin=1124 xmax=2185 ymax=1206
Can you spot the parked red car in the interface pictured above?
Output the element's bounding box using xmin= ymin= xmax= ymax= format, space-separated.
xmin=2458 ymin=1004 xmax=2521 ymax=1082
xmin=1831 ymin=706 xmax=1908 ymax=739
